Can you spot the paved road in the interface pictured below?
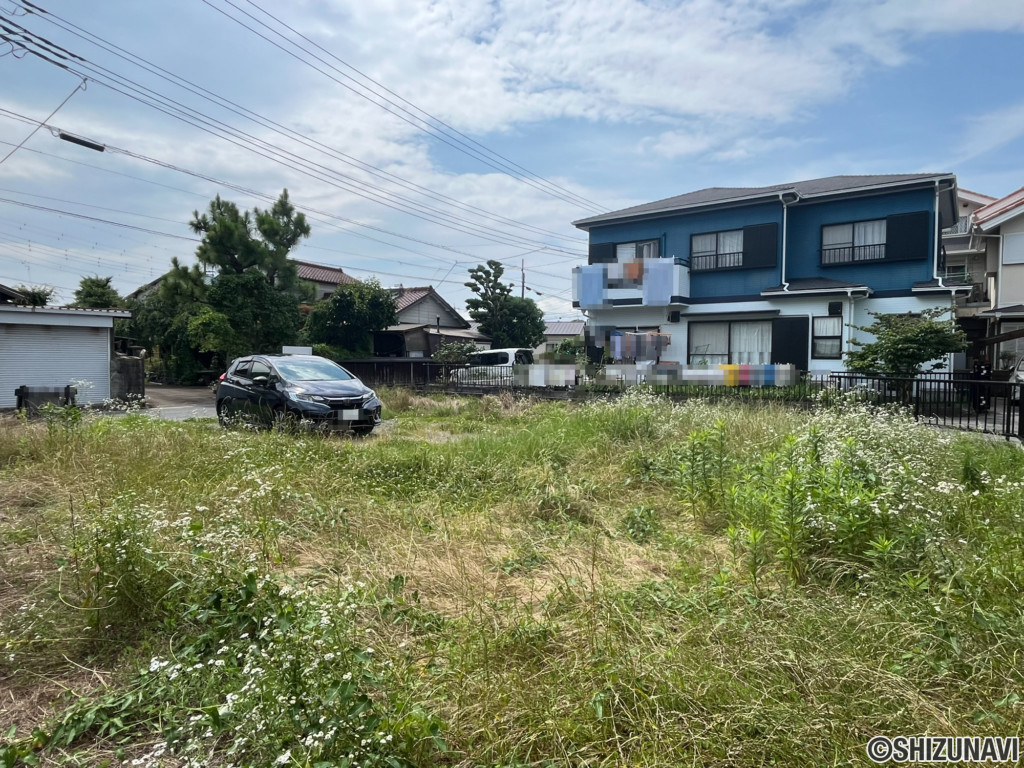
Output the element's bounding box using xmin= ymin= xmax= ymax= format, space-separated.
xmin=147 ymin=405 xmax=218 ymax=421
xmin=145 ymin=384 xmax=216 ymax=408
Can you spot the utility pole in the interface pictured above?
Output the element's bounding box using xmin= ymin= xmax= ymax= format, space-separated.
xmin=521 ymin=260 xmax=525 ymax=299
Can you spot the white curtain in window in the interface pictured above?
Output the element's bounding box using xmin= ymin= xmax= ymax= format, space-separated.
xmin=854 ymin=220 xmax=886 ymax=246
xmin=813 ymin=317 xmax=842 ymax=337
xmin=730 ymin=321 xmax=772 ymax=364
xmin=617 ymin=243 xmax=636 ymax=261
xmin=692 ymin=234 xmax=717 ymax=256
xmin=822 ymin=223 xmax=853 ymax=247
xmin=718 ymin=230 xmax=743 ymax=254
xmin=689 ymin=322 xmax=729 ymax=366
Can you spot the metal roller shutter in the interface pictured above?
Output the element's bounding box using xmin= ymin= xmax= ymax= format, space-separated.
xmin=0 ymin=324 xmax=110 ymax=408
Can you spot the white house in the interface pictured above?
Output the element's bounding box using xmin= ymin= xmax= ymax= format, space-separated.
xmin=0 ymin=283 xmax=132 ymax=408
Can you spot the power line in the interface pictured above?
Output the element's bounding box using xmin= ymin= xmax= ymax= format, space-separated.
xmin=0 ymin=197 xmax=199 ymax=240
xmin=0 ymin=113 xmax=577 ymax=282
xmin=204 ymin=0 xmax=605 ymax=213
xmin=2 ymin=9 xmax=590 ymax=253
xmin=0 ymin=77 xmax=81 ymax=164
xmin=238 ymin=0 xmax=606 ymax=213
xmin=11 ymin=2 xmax=586 ymax=245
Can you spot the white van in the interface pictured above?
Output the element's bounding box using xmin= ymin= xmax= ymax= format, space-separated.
xmin=453 ymin=348 xmax=534 ymax=385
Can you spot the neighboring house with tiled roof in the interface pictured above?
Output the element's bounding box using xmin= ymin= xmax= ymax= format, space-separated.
xmin=127 ymin=260 xmax=359 ymax=303
xmin=294 ymin=260 xmax=358 ymax=300
xmin=373 ymin=286 xmax=490 ymax=357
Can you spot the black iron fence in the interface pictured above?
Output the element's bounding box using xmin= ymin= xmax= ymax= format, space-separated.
xmin=824 ymin=373 xmax=1022 ymax=439
xmin=341 ymin=359 xmax=1023 ymax=439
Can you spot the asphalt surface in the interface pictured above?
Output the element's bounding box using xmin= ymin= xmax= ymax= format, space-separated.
xmin=144 ymin=384 xmax=217 ymax=408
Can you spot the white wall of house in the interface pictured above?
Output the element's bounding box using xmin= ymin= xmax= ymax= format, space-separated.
xmin=585 ymin=293 xmax=957 ymax=374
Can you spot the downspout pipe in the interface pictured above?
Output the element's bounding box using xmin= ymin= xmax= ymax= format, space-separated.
xmin=933 ymin=180 xmax=946 ymax=289
xmin=779 ymin=192 xmax=794 ymax=291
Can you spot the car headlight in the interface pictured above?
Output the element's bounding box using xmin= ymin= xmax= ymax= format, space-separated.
xmin=361 ymin=390 xmax=377 ymax=402
xmin=288 ymin=391 xmax=326 ymax=403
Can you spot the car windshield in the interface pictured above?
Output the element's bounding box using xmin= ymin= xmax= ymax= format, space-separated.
xmin=273 ymin=358 xmax=352 ymax=381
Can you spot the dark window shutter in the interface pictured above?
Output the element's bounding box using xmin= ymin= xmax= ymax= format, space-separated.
xmin=588 ymin=242 xmax=616 ymax=264
xmin=742 ymin=223 xmax=778 ymax=268
xmin=885 ymin=211 xmax=930 ymax=262
xmin=771 ymin=317 xmax=808 ymax=371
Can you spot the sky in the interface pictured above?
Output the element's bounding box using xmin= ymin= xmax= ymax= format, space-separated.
xmin=2 ymin=0 xmax=1024 ymax=319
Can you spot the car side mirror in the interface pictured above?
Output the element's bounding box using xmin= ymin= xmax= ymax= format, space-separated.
xmin=252 ymin=375 xmax=269 ymax=386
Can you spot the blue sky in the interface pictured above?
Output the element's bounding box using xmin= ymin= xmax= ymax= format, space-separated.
xmin=2 ymin=0 xmax=1024 ymax=318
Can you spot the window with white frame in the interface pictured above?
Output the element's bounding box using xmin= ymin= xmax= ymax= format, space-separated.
xmin=691 ymin=230 xmax=744 ymax=271
xmin=688 ymin=320 xmax=771 ymax=365
xmin=812 ymin=316 xmax=843 ymax=359
xmin=821 ymin=219 xmax=887 ymax=264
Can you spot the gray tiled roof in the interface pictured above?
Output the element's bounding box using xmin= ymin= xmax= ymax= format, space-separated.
xmin=574 ymin=174 xmax=953 ymax=229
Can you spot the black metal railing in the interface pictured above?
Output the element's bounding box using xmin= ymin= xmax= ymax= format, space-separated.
xmin=826 ymin=373 xmax=1022 ymax=439
xmin=821 ymin=243 xmax=886 ymax=265
xmin=340 ymin=360 xmax=1023 ymax=440
xmin=692 ymin=251 xmax=743 ymax=271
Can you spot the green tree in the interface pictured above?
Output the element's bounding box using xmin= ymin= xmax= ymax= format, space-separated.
xmin=490 ymin=296 xmax=546 ymax=349
xmin=187 ymin=305 xmax=245 ymax=360
xmin=304 ymin=279 xmax=397 ymax=354
xmin=465 ymin=260 xmax=512 ymax=340
xmin=846 ymin=308 xmax=967 ymax=376
xmin=189 ymin=189 xmax=311 ymax=293
xmin=432 ymin=340 xmax=478 ymax=364
xmin=72 ymin=275 xmax=122 ymax=308
xmin=13 ymin=284 xmax=54 ymax=307
xmin=208 ymin=271 xmax=302 ymax=354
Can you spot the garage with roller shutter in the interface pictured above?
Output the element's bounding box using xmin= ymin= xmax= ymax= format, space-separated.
xmin=0 ymin=295 xmax=131 ymax=409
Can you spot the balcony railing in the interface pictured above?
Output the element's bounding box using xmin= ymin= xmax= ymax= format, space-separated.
xmin=942 ymin=215 xmax=971 ymax=235
xmin=691 ymin=251 xmax=743 ymax=271
xmin=821 ymin=243 xmax=886 ymax=265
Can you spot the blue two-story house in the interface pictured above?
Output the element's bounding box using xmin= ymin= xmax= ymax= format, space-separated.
xmin=572 ymin=174 xmax=967 ymax=372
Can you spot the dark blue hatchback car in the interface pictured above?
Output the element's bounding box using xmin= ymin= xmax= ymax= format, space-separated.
xmin=216 ymin=355 xmax=382 ymax=434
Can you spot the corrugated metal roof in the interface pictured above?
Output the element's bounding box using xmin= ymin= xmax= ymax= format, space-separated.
xmin=545 ymin=321 xmax=585 ymax=336
xmin=574 ymin=174 xmax=954 ymax=229
xmin=294 ymin=260 xmax=358 ymax=285
xmin=0 ymin=304 xmax=131 ymax=317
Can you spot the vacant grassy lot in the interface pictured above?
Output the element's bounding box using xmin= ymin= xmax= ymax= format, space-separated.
xmin=1 ymin=390 xmax=1023 ymax=767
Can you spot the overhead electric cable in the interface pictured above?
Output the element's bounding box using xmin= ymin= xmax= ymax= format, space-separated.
xmin=0 ymin=78 xmax=80 ymax=165
xmin=200 ymin=0 xmax=605 ymax=213
xmin=3 ymin=7 xmax=590 ymax=250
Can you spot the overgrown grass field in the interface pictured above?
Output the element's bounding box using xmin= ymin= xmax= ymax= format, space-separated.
xmin=1 ymin=390 xmax=1023 ymax=766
